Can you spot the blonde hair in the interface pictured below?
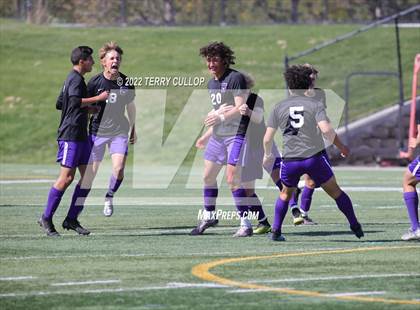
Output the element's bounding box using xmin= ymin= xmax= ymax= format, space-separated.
xmin=99 ymin=41 xmax=123 ymax=60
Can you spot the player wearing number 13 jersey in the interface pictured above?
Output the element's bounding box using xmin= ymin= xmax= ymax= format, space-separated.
xmin=263 ymin=64 xmax=363 ymax=241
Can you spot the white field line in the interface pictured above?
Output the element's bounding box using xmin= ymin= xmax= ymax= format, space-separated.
xmin=0 ymin=223 xmax=351 ymax=239
xmin=0 ymin=179 xmax=53 ymax=184
xmin=227 ymin=288 xmax=290 ymax=293
xmin=250 ymin=273 xmax=420 ymax=284
xmin=0 ymin=276 xmax=35 ymax=281
xmin=0 ymin=282 xmax=225 ymax=298
xmin=2 ymin=246 xmax=419 ymax=262
xmin=326 ymin=291 xmax=386 ymax=297
xmin=51 ymin=279 xmax=121 ymax=286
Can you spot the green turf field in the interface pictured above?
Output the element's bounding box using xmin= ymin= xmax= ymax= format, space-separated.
xmin=1 ymin=19 xmax=419 ymax=163
xmin=0 ymin=166 xmax=419 ymax=309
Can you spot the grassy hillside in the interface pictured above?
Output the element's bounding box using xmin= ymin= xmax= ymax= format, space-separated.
xmin=0 ymin=19 xmax=419 ymax=163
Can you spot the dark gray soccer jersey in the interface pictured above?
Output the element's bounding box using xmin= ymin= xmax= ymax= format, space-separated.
xmin=207 ymin=69 xmax=247 ymax=137
xmin=87 ymin=73 xmax=135 ymax=137
xmin=267 ymin=95 xmax=328 ymax=160
xmin=56 ymin=70 xmax=88 ymax=141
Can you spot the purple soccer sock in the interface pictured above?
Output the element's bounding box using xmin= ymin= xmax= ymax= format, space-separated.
xmin=335 ymin=191 xmax=358 ymax=227
xmin=67 ymin=184 xmax=91 ymax=220
xmin=248 ymin=193 xmax=267 ymax=223
xmin=43 ymin=187 xmax=64 ymax=220
xmin=106 ymin=175 xmax=123 ymax=198
xmin=300 ymin=186 xmax=315 ymax=213
xmin=232 ymin=188 xmax=249 ymax=217
xmin=289 ymin=191 xmax=298 ymax=208
xmin=272 ymin=197 xmax=289 ymax=233
xmin=204 ymin=186 xmax=218 ymax=212
xmin=403 ymin=191 xmax=419 ymax=230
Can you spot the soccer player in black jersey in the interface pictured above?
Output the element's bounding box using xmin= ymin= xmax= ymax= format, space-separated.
xmin=84 ymin=42 xmax=136 ymax=217
xmin=38 ymin=46 xmax=108 ymax=236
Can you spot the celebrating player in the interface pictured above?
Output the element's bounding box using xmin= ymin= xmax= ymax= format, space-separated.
xmin=196 ymin=74 xmax=279 ymax=234
xmin=263 ymin=64 xmax=364 ymax=241
xmin=191 ymin=41 xmax=252 ymax=237
xmin=38 ymin=46 xmax=108 ymax=236
xmin=401 ymin=108 xmax=420 ymax=241
xmin=84 ymin=42 xmax=136 ymax=217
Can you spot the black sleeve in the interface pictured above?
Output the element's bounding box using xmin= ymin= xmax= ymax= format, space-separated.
xmin=68 ymin=96 xmax=82 ymax=109
xmin=87 ymin=79 xmax=96 ymax=97
xmin=56 ymin=88 xmax=64 ymax=110
xmin=68 ymin=77 xmax=83 ymax=98
xmin=230 ymin=73 xmax=247 ymax=97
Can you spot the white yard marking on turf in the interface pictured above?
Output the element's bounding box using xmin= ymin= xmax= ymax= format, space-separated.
xmin=0 ymin=179 xmax=53 ymax=184
xmin=0 ymin=246 xmax=355 ymax=261
xmin=326 ymin=291 xmax=386 ymax=297
xmin=228 ymin=288 xmax=291 ymax=293
xmin=250 ymin=273 xmax=420 ymax=284
xmin=0 ymin=276 xmax=35 ymax=281
xmin=0 ymin=282 xmax=225 ymax=298
xmin=51 ymin=280 xmax=121 ymax=286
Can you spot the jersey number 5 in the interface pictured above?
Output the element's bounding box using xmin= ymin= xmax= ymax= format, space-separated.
xmin=289 ymin=106 xmax=304 ymax=128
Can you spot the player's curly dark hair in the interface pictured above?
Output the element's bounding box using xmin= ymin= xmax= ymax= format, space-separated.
xmin=284 ymin=65 xmax=313 ymax=92
xmin=199 ymin=42 xmax=235 ymax=68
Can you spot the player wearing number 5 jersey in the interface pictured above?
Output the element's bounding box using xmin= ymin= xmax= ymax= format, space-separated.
xmin=83 ymin=42 xmax=136 ymax=217
xmin=263 ymin=65 xmax=363 ymax=241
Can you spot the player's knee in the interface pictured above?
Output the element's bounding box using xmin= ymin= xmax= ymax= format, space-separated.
xmin=203 ymin=174 xmax=216 ymax=186
xmin=306 ymin=179 xmax=316 ymax=189
xmin=113 ymin=167 xmax=125 ymax=179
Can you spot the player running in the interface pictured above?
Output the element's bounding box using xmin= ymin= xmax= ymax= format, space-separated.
xmin=401 ymin=106 xmax=420 ymax=241
xmin=84 ymin=42 xmax=137 ymax=217
xmin=190 ymin=42 xmax=253 ymax=237
xmin=263 ymin=64 xmax=364 ymax=242
xmin=38 ymin=46 xmax=108 ymax=236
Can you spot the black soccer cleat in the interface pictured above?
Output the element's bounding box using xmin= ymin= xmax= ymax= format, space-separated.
xmin=38 ymin=216 xmax=60 ymax=237
xmin=62 ymin=217 xmax=90 ymax=235
xmin=350 ymin=223 xmax=364 ymax=239
xmin=190 ymin=219 xmax=218 ymax=235
xmin=269 ymin=230 xmax=286 ymax=242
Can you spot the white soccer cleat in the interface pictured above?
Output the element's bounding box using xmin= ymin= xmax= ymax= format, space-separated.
xmin=233 ymin=226 xmax=253 ymax=237
xmin=401 ymin=228 xmax=420 ymax=241
xmin=103 ymin=197 xmax=114 ymax=217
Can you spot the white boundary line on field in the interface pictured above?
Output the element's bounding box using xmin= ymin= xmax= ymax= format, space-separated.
xmin=0 ymin=282 xmax=225 ymax=298
xmin=325 ymin=291 xmax=386 ymax=297
xmin=250 ymin=273 xmax=420 ymax=284
xmin=0 ymin=276 xmax=36 ymax=281
xmin=51 ymin=279 xmax=121 ymax=286
xmin=0 ymin=245 xmax=369 ymax=261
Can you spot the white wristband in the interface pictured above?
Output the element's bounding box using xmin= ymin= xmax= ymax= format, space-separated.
xmin=219 ymin=114 xmax=225 ymax=122
xmin=264 ymin=153 xmax=273 ymax=159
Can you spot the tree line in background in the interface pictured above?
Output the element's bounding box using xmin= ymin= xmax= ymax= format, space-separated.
xmin=1 ymin=0 xmax=419 ymax=25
